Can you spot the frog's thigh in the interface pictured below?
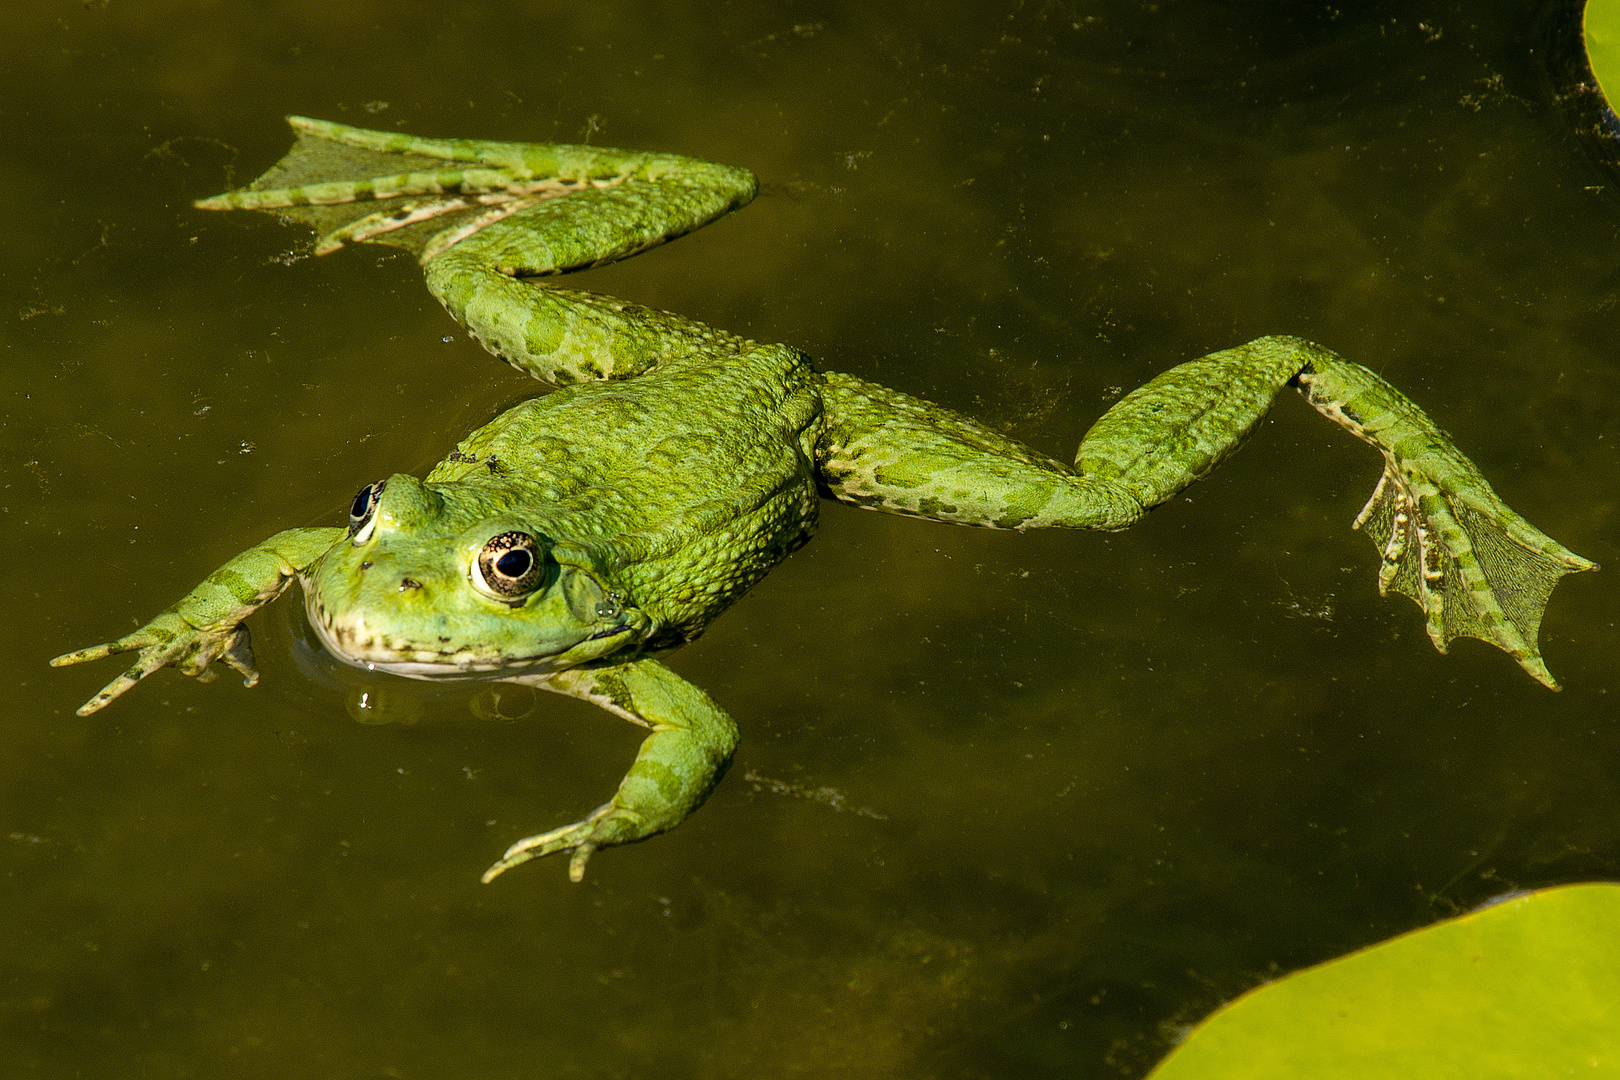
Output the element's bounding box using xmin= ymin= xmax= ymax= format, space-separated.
xmin=816 ymin=371 xmax=1142 ymax=530
xmin=817 ymin=336 xmax=1318 ymax=531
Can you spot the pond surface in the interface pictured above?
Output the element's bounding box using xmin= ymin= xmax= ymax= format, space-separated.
xmin=4 ymin=1 xmax=1617 ymax=1076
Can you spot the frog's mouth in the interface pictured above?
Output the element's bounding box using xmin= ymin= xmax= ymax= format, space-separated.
xmin=304 ymin=590 xmax=571 ymax=681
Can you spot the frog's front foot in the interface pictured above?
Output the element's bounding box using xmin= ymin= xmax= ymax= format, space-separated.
xmin=481 ymin=802 xmax=647 ymax=884
xmin=50 ymin=527 xmax=343 ymax=715
xmin=50 ymin=616 xmax=259 ymax=716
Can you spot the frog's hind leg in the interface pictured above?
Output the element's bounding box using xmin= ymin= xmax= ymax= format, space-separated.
xmin=1085 ymin=337 xmax=1594 ymax=686
xmin=197 ymin=116 xmax=760 ymax=385
xmin=817 ymin=336 xmax=1595 ymax=687
xmin=418 ymin=151 xmax=760 ymax=384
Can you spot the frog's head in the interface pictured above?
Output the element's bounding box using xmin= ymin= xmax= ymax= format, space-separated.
xmin=304 ymin=473 xmax=645 ymax=679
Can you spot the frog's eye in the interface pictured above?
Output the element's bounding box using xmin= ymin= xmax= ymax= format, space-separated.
xmin=348 ymin=480 xmax=386 ymax=544
xmin=471 ymin=531 xmax=543 ymax=600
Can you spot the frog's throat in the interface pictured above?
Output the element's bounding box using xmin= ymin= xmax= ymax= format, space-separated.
xmin=303 ymin=589 xmax=574 ymax=682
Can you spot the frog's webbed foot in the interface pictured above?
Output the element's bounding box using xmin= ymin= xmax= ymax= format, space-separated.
xmin=51 ymin=616 xmax=260 ymax=716
xmin=193 ymin=115 xmax=595 ymax=260
xmin=481 ymin=802 xmax=646 ymax=884
xmin=1293 ymin=352 xmax=1596 ymax=689
xmin=197 ymin=116 xmax=758 ymax=386
xmin=193 ymin=116 xmax=753 ymax=269
xmin=1350 ymin=452 xmax=1595 ymax=689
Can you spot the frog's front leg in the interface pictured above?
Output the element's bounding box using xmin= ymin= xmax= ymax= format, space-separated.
xmin=482 ymin=659 xmax=738 ymax=884
xmin=51 ymin=527 xmax=346 ymax=715
xmin=818 ymin=335 xmax=1595 ymax=687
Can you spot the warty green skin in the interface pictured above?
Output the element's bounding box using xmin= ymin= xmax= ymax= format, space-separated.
xmin=52 ymin=117 xmax=1596 ymax=883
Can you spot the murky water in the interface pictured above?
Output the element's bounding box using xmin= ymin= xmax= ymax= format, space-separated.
xmin=4 ymin=1 xmax=1617 ymax=1076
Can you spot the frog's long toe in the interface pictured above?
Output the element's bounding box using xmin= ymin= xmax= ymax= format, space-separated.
xmin=481 ymin=803 xmax=640 ymax=884
xmin=314 ymin=197 xmax=477 ymax=254
xmin=51 ymin=623 xmax=185 ymax=715
xmin=71 ymin=666 xmax=150 ymax=717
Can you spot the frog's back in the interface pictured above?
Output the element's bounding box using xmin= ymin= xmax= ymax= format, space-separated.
xmin=430 ymin=341 xmax=826 ymax=639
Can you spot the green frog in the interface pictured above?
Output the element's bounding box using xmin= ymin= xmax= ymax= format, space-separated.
xmin=52 ymin=117 xmax=1595 ymax=883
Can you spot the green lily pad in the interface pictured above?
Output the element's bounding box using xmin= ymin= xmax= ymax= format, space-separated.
xmin=1589 ymin=0 xmax=1620 ymax=114
xmin=1149 ymin=883 xmax=1620 ymax=1078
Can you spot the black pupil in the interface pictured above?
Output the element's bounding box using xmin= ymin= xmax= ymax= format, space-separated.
xmin=495 ymin=549 xmax=532 ymax=579
xmin=350 ymin=485 xmax=373 ymax=520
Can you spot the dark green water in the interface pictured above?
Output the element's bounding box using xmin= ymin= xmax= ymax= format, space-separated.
xmin=4 ymin=1 xmax=1617 ymax=1076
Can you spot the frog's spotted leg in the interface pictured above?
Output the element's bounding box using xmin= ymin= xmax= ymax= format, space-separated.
xmin=50 ymin=527 xmax=346 ymax=715
xmin=195 ymin=116 xmax=760 ymax=385
xmin=482 ymin=659 xmax=738 ymax=883
xmin=818 ymin=335 xmax=1595 ymax=688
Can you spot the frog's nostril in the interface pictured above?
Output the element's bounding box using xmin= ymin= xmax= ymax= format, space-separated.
xmin=399 ymin=577 xmax=423 ymax=591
